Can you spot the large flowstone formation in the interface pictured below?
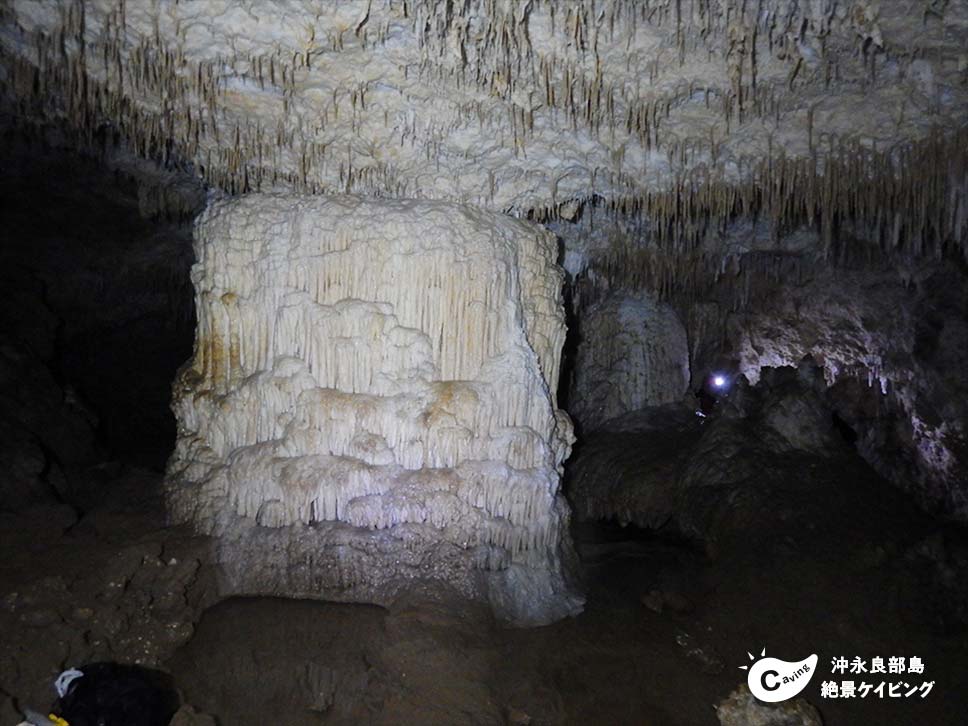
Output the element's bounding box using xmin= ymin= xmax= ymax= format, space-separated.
xmin=570 ymin=293 xmax=690 ymax=432
xmin=166 ymin=194 xmax=581 ymax=625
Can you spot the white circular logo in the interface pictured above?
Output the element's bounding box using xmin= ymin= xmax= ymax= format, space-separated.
xmin=741 ymin=649 xmax=818 ymax=702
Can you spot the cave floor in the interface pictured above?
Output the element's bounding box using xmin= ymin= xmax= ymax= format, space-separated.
xmin=2 ymin=460 xmax=967 ymax=726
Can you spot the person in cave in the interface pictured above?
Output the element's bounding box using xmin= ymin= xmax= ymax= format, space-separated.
xmin=694 ymin=372 xmax=728 ymax=419
xmin=20 ymin=663 xmax=179 ymax=726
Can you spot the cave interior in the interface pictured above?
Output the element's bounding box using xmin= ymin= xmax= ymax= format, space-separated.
xmin=1 ymin=2 xmax=967 ymax=725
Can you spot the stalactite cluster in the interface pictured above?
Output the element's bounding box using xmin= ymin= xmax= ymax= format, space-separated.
xmin=564 ymin=121 xmax=968 ymax=329
xmin=2 ymin=1 xmax=964 ymax=260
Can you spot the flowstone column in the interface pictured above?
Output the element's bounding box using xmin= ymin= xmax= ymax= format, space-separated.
xmin=166 ymin=194 xmax=582 ymax=624
xmin=570 ymin=293 xmax=690 ymax=430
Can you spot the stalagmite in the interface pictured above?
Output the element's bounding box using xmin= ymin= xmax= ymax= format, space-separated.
xmin=570 ymin=293 xmax=690 ymax=431
xmin=166 ymin=194 xmax=582 ymax=625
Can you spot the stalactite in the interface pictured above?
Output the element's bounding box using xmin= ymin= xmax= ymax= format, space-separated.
xmin=1 ymin=0 xmax=964 ymax=275
xmin=0 ymin=0 xmax=950 ymax=217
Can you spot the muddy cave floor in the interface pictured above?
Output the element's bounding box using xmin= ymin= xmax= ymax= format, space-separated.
xmin=2 ymin=426 xmax=968 ymax=726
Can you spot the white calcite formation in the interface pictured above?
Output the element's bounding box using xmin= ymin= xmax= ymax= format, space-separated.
xmin=2 ymin=1 xmax=966 ymax=260
xmin=570 ymin=293 xmax=690 ymax=431
xmin=166 ymin=194 xmax=581 ymax=625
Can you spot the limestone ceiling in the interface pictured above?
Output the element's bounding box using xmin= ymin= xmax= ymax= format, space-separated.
xmin=2 ymin=1 xmax=967 ymax=249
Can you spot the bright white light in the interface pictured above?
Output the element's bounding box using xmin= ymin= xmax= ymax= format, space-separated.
xmin=713 ymin=375 xmax=726 ymax=388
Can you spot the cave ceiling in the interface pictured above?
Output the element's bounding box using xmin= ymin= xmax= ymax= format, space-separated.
xmin=1 ymin=1 xmax=967 ymax=255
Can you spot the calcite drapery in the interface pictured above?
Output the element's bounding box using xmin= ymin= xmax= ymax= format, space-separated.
xmin=166 ymin=194 xmax=581 ymax=624
xmin=570 ymin=293 xmax=690 ymax=431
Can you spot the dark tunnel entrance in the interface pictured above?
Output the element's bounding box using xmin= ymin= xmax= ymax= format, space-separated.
xmin=0 ymin=128 xmax=200 ymax=474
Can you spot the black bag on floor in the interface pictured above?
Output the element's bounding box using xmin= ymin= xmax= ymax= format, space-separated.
xmin=53 ymin=662 xmax=179 ymax=726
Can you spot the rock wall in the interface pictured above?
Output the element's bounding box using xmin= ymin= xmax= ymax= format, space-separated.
xmin=0 ymin=270 xmax=97 ymax=512
xmin=729 ymin=267 xmax=968 ymax=519
xmin=166 ymin=194 xmax=581 ymax=625
xmin=569 ymin=293 xmax=690 ymax=431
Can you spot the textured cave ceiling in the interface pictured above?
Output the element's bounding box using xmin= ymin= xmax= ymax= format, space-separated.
xmin=2 ymin=0 xmax=967 ymax=258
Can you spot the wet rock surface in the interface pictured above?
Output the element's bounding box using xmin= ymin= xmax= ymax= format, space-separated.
xmin=0 ymin=471 xmax=216 ymax=717
xmin=1 ymin=461 xmax=966 ymax=724
xmin=568 ymin=365 xmax=902 ymax=549
xmin=168 ymin=705 xmax=218 ymax=726
xmin=716 ymin=684 xmax=823 ymax=726
xmin=560 ymin=368 xmax=968 ymax=724
xmin=172 ymin=593 xmax=508 ymax=726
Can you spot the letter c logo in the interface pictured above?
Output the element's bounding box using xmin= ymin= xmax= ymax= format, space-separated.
xmin=747 ymin=653 xmax=817 ymax=702
xmin=761 ymin=670 xmax=780 ymax=691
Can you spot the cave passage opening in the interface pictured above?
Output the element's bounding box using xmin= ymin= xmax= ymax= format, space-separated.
xmin=0 ymin=128 xmax=200 ymax=479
